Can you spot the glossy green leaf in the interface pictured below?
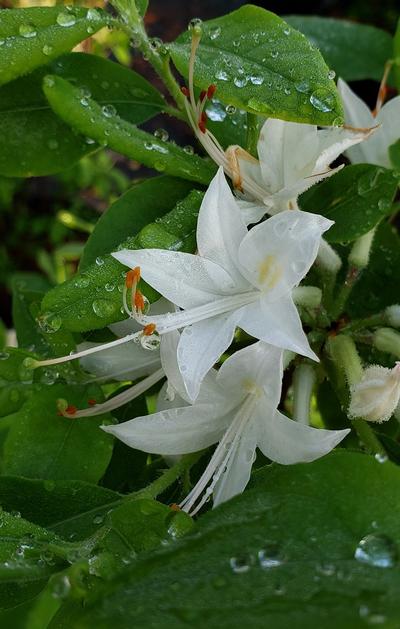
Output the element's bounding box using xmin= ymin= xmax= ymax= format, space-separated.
xmin=0 ymin=510 xmax=64 ymax=611
xmin=170 ymin=5 xmax=343 ymax=125
xmin=0 ymin=348 xmax=36 ymax=417
xmin=41 ymin=189 xmax=203 ymax=333
xmin=43 ymin=75 xmax=215 ymax=184
xmin=0 ymin=6 xmax=108 ymax=86
xmin=80 ymin=176 xmax=194 ymax=270
xmin=51 ymin=451 xmax=400 ymax=628
xmin=300 ymin=165 xmax=399 ymax=243
xmin=0 ymin=476 xmax=121 ymax=541
xmin=286 ymin=16 xmax=393 ymax=82
xmin=0 ymin=52 xmax=165 ymax=177
xmin=2 ymin=384 xmax=114 ymax=483
xmin=348 ymin=222 xmax=400 ymax=317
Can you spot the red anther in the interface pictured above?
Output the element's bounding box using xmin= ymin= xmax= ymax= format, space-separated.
xmin=126 ymin=266 xmax=141 ymax=289
xmin=198 ymin=120 xmax=206 ymax=133
xmin=207 ymin=84 xmax=217 ymax=99
xmin=200 ymin=89 xmax=207 ymax=102
xmin=180 ymin=86 xmax=190 ymax=97
xmin=88 ymin=398 xmax=97 ymax=406
xmin=143 ymin=323 xmax=156 ymax=336
xmin=134 ymin=290 xmax=145 ymax=312
xmin=65 ymin=404 xmax=77 ymax=416
xmin=169 ymin=503 xmax=181 ymax=511
xmin=201 ymin=111 xmax=207 ymax=124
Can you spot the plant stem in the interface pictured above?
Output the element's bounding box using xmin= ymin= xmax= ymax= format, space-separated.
xmin=352 ymin=419 xmax=388 ymax=457
xmin=134 ymin=452 xmax=202 ymax=500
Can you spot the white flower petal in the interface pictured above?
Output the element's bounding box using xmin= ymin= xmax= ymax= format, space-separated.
xmin=78 ymin=341 xmax=160 ymax=382
xmin=239 ymin=294 xmax=317 ymax=361
xmin=257 ymin=409 xmax=350 ymax=464
xmin=235 ymin=198 xmax=266 ymax=225
xmin=177 ymin=310 xmax=241 ymax=402
xmin=213 ymin=421 xmax=258 ymax=507
xmin=217 ymin=341 xmax=283 ymax=410
xmin=273 ymin=165 xmax=344 ymax=205
xmin=102 ymin=404 xmax=228 ymax=455
xmin=375 ymin=96 xmax=400 ymax=168
xmin=314 ymin=126 xmax=375 ymax=172
xmin=160 ymin=330 xmax=190 ymax=403
xmin=238 ymin=210 xmax=332 ymax=299
xmin=112 ymin=249 xmax=236 ymax=308
xmin=197 ymin=167 xmax=249 ymax=287
xmin=337 ymin=78 xmax=377 ymax=164
xmin=257 ymin=119 xmax=318 ymax=193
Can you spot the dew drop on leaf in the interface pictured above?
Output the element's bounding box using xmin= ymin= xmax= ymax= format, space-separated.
xmin=309 ymin=88 xmax=335 ymax=113
xmin=56 ymin=12 xmax=76 ymax=27
xmin=354 ymin=533 xmax=398 ymax=568
xmin=258 ymin=542 xmax=285 ymax=568
xmin=19 ymin=23 xmax=37 ymax=38
xmin=229 ymin=554 xmax=254 ymax=573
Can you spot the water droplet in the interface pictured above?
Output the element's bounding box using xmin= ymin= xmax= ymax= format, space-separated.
xmin=37 ymin=312 xmax=62 ymax=334
xmin=93 ymin=514 xmax=104 ymax=525
xmin=354 ymin=534 xmax=397 ymax=568
xmin=19 ymin=23 xmax=37 ymax=38
xmin=374 ymin=452 xmax=388 ymax=464
xmin=283 ymin=26 xmax=291 ymax=35
xmin=140 ymin=331 xmax=161 ymax=351
xmin=56 ymin=12 xmax=76 ymax=27
xmin=183 ymin=145 xmax=194 ymax=155
xmin=80 ymin=97 xmax=89 ymax=107
xmin=225 ymin=104 xmax=236 ymax=115
xmin=104 ymin=282 xmax=115 ymax=292
xmin=87 ymin=7 xmax=101 ymax=21
xmin=42 ymin=44 xmax=53 ymax=56
xmin=234 ymin=76 xmax=248 ymax=88
xmin=258 ymin=543 xmax=284 ymax=568
xmin=359 ymin=605 xmax=387 ymax=625
xmin=230 ymin=554 xmax=254 ymax=573
xmin=295 ymin=80 xmax=310 ymax=94
xmin=316 ymin=562 xmax=336 ymax=576
xmin=74 ymin=276 xmax=89 ymax=288
xmin=154 ymin=128 xmax=169 ymax=142
xmin=0 ymin=351 xmax=9 ymax=361
xmin=40 ymin=369 xmax=58 ymax=385
xmin=209 ymin=26 xmax=221 ymax=40
xmin=310 ymin=88 xmax=335 ymax=113
xmin=101 ymin=104 xmax=117 ymax=118
xmin=92 ymin=299 xmax=115 ymax=318
xmin=378 ymin=198 xmax=390 ymax=211
xmin=95 ymin=256 xmax=104 ymax=266
xmin=327 ymin=69 xmax=336 ymax=80
xmin=205 ymin=101 xmax=227 ymax=122
xmin=250 ymin=75 xmax=264 ymax=85
xmin=215 ymin=70 xmax=229 ymax=81
xmin=11 ymin=510 xmax=21 ymax=518
xmin=284 ymin=87 xmax=291 ymax=95
xmin=270 ymin=51 xmax=279 ymax=59
xmin=43 ymin=76 xmax=55 ymax=88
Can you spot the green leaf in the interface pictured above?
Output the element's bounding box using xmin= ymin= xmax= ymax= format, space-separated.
xmin=348 ymin=222 xmax=400 ymax=317
xmin=0 ymin=476 xmax=121 ymax=541
xmin=393 ymin=18 xmax=400 ymax=91
xmin=80 ymin=176 xmax=194 ymax=270
xmin=389 ymin=139 xmax=400 ymax=170
xmin=0 ymin=52 xmax=165 ymax=177
xmin=53 ymin=452 xmax=400 ymax=628
xmin=41 ymin=189 xmax=204 ymax=333
xmin=170 ymin=5 xmax=343 ymax=125
xmin=300 ymin=164 xmax=399 ymax=243
xmin=0 ymin=510 xmax=64 ymax=610
xmin=2 ymin=384 xmax=113 ymax=483
xmin=43 ymin=74 xmax=215 ymax=185
xmin=0 ymin=348 xmax=36 ymax=418
xmin=0 ymin=6 xmax=108 ymax=86
xmin=286 ymin=16 xmax=393 ymax=82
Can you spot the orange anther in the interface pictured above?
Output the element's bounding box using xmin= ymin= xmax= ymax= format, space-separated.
xmin=125 ymin=267 xmax=140 ymax=289
xmin=88 ymin=398 xmax=97 ymax=406
xmin=169 ymin=503 xmax=181 ymax=511
xmin=201 ymin=111 xmax=207 ymax=124
xmin=65 ymin=404 xmax=77 ymax=416
xmin=200 ymin=89 xmax=206 ymax=102
xmin=143 ymin=323 xmax=156 ymax=336
xmin=134 ymin=290 xmax=145 ymax=312
xmin=181 ymin=86 xmax=189 ymax=97
xmin=207 ymin=84 xmax=217 ymax=99
xmin=198 ymin=120 xmax=206 ymax=133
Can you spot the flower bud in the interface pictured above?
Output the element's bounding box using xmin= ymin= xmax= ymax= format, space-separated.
xmin=385 ymin=305 xmax=400 ymax=328
xmin=373 ymin=328 xmax=400 ymax=358
xmin=349 ymin=363 xmax=400 ymax=423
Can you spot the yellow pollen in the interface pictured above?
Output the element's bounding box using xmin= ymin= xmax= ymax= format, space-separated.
xmin=258 ymin=255 xmax=282 ymax=289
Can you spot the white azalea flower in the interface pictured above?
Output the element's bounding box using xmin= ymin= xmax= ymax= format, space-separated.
xmin=113 ymin=168 xmax=332 ymax=401
xmin=338 ymin=78 xmax=400 ymax=168
xmin=103 ymin=340 xmax=349 ymax=513
xmin=349 ymin=362 xmax=400 ymax=423
xmin=181 ymin=27 xmax=372 ymax=221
